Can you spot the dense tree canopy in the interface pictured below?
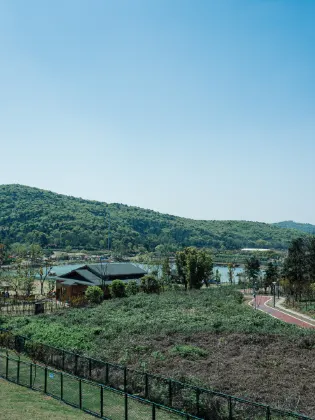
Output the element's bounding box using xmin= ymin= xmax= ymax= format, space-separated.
xmin=175 ymin=247 xmax=213 ymax=289
xmin=0 ymin=184 xmax=309 ymax=252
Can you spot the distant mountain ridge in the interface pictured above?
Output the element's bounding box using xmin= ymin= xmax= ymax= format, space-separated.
xmin=273 ymin=221 xmax=315 ymax=234
xmin=0 ymin=184 xmax=309 ymax=251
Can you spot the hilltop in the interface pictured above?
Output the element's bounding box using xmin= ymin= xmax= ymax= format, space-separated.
xmin=0 ymin=184 xmax=308 ymax=251
xmin=274 ymin=220 xmax=315 ymax=234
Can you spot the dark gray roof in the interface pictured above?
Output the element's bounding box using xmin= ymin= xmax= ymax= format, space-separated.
xmin=56 ymin=263 xmax=147 ymax=288
xmin=76 ymin=269 xmax=101 ymax=283
xmin=88 ymin=263 xmax=146 ymax=277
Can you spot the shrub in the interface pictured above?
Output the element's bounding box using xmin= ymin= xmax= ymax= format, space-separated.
xmin=69 ymin=296 xmax=87 ymax=307
xmin=111 ymin=280 xmax=126 ymax=298
xmin=85 ymin=286 xmax=103 ymax=304
xmin=170 ymin=345 xmax=208 ymax=360
xmin=140 ymin=275 xmax=160 ymax=294
xmin=126 ymin=280 xmax=138 ymax=296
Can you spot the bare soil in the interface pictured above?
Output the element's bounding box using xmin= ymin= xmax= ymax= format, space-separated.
xmin=126 ymin=332 xmax=315 ymax=417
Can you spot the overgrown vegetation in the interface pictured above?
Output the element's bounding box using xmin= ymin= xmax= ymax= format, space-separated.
xmin=0 ymin=184 xmax=308 ymax=252
xmin=1 ymin=287 xmax=315 ymax=416
xmin=0 ymin=288 xmax=308 ymax=358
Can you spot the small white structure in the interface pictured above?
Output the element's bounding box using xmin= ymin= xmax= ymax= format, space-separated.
xmin=241 ymin=248 xmax=270 ymax=252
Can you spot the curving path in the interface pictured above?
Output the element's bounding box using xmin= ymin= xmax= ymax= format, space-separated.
xmin=250 ymin=295 xmax=315 ymax=329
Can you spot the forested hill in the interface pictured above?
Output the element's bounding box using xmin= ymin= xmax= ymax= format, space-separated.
xmin=0 ymin=184 xmax=308 ymax=252
xmin=273 ymin=221 xmax=315 ymax=234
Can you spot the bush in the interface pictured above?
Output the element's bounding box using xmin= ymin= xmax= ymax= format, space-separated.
xmin=111 ymin=280 xmax=126 ymax=298
xmin=126 ymin=280 xmax=138 ymax=296
xmin=140 ymin=275 xmax=160 ymax=294
xmin=69 ymin=296 xmax=87 ymax=307
xmin=85 ymin=286 xmax=103 ymax=304
xmin=170 ymin=345 xmax=208 ymax=360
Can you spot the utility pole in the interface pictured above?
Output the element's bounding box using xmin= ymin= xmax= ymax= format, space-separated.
xmin=272 ymin=281 xmax=277 ymax=307
xmin=253 ymin=281 xmax=257 ymax=310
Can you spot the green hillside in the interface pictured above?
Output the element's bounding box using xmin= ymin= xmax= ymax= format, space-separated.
xmin=0 ymin=184 xmax=308 ymax=251
xmin=274 ymin=220 xmax=315 ymax=234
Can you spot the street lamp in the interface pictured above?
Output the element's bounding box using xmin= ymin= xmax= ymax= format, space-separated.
xmin=272 ymin=281 xmax=277 ymax=307
xmin=253 ymin=281 xmax=257 ymax=310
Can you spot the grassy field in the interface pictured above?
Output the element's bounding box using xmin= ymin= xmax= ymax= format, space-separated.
xmin=0 ymin=377 xmax=92 ymax=420
xmin=0 ymin=349 xmax=190 ymax=420
xmin=1 ymin=287 xmax=315 ymax=416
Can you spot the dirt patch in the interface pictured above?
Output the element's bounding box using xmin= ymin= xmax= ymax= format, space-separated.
xmin=122 ymin=332 xmax=315 ymax=417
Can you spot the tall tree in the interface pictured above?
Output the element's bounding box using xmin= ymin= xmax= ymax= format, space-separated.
xmin=245 ymin=257 xmax=260 ymax=285
xmin=175 ymin=247 xmax=213 ymax=290
xmin=227 ymin=263 xmax=235 ymax=284
xmin=263 ymin=261 xmax=278 ymax=294
xmin=283 ymin=237 xmax=308 ymax=300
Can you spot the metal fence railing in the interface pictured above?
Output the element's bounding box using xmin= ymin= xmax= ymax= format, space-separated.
xmin=0 ymin=328 xmax=313 ymax=420
xmin=0 ymin=300 xmax=66 ymax=316
xmin=0 ymin=352 xmax=201 ymax=420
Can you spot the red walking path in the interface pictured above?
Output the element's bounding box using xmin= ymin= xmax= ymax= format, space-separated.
xmin=250 ymin=296 xmax=315 ymax=329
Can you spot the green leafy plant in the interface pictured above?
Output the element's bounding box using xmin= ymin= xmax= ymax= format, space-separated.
xmin=85 ymin=286 xmax=103 ymax=304
xmin=125 ymin=280 xmax=138 ymax=296
xmin=111 ymin=280 xmax=126 ymax=298
xmin=140 ymin=275 xmax=160 ymax=294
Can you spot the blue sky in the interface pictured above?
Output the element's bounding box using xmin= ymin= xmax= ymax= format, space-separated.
xmin=1 ymin=0 xmax=314 ymax=223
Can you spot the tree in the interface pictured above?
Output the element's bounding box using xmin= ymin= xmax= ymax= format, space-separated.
xmin=38 ymin=259 xmax=53 ymax=295
xmin=85 ymin=286 xmax=103 ymax=304
xmin=214 ymin=269 xmax=221 ymax=285
xmin=175 ymin=247 xmax=213 ymax=290
xmin=245 ymin=257 xmax=260 ymax=285
xmin=283 ymin=238 xmax=308 ymax=300
xmin=161 ymin=257 xmax=172 ymax=289
xmin=263 ymin=261 xmax=278 ymax=294
xmin=140 ymin=275 xmax=160 ymax=294
xmin=227 ymin=263 xmax=235 ymax=284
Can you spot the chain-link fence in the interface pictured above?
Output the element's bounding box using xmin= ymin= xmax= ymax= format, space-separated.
xmin=0 ymin=352 xmax=201 ymax=420
xmin=0 ymin=328 xmax=313 ymax=420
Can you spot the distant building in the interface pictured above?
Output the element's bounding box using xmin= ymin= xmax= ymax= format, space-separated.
xmin=241 ymin=248 xmax=270 ymax=252
xmin=55 ymin=263 xmax=147 ymax=300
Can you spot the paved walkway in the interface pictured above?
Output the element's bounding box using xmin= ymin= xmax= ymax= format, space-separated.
xmin=250 ymin=295 xmax=315 ymax=329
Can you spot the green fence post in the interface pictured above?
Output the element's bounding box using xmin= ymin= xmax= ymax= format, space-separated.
xmin=124 ymin=367 xmax=127 ymax=392
xmin=30 ymin=364 xmax=33 ymax=388
xmin=44 ymin=367 xmax=47 ymax=393
xmin=168 ymin=379 xmax=172 ymax=407
xmin=266 ymin=406 xmax=271 ymax=420
xmin=60 ymin=372 xmax=63 ymax=400
xmin=124 ymin=393 xmax=128 ymax=420
xmin=100 ymin=386 xmax=104 ymax=418
xmin=228 ymin=396 xmax=233 ymax=420
xmin=75 ymin=354 xmax=78 ymax=376
xmin=17 ymin=359 xmax=20 ymax=384
xmin=62 ymin=350 xmax=65 ymax=371
xmin=105 ymin=362 xmax=109 ymax=384
xmin=89 ymin=358 xmax=92 ymax=379
xmin=79 ymin=379 xmax=82 ymax=409
xmin=152 ymin=403 xmax=156 ymax=420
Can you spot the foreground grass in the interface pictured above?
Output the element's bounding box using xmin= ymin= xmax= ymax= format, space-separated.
xmin=0 ymin=378 xmax=92 ymax=420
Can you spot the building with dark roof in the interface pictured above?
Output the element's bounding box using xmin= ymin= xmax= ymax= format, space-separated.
xmin=55 ymin=263 xmax=147 ymax=300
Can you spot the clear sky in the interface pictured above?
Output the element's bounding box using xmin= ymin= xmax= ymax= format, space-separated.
xmin=1 ymin=0 xmax=314 ymax=223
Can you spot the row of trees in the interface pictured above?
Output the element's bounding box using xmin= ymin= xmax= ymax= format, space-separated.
xmin=0 ymin=244 xmax=54 ymax=298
